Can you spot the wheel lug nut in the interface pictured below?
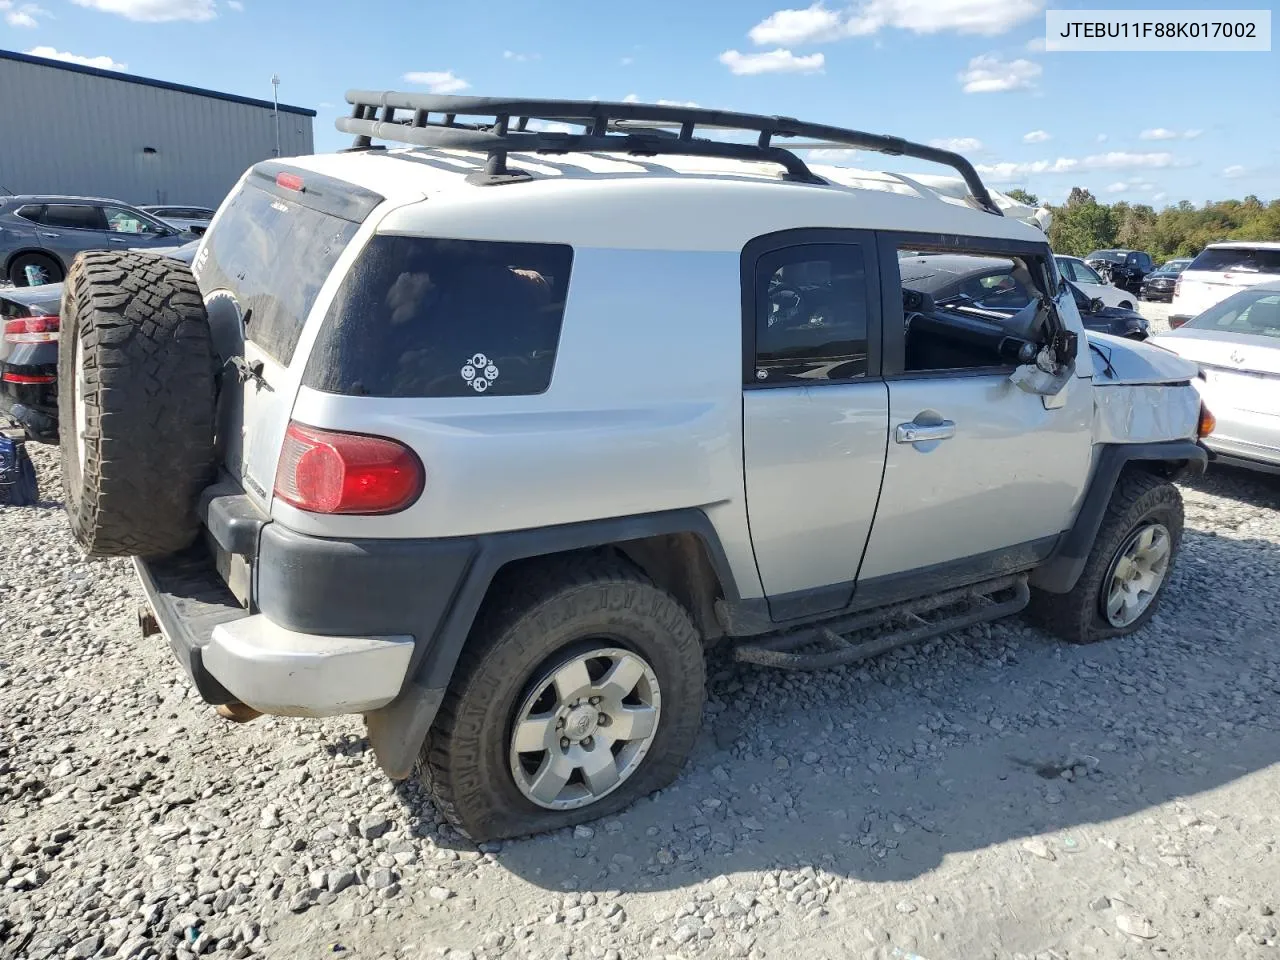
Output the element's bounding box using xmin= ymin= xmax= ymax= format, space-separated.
xmin=589 ymin=696 xmax=601 ymax=706
xmin=597 ymin=713 xmax=610 ymax=726
xmin=582 ymin=736 xmax=593 ymax=749
xmin=560 ymin=737 xmax=570 ymax=749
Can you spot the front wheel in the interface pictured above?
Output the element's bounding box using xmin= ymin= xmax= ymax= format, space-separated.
xmin=419 ymin=555 xmax=706 ymax=841
xmin=1029 ymin=471 xmax=1184 ymax=644
xmin=1119 ymin=300 xmax=1134 ymax=310
xmin=8 ymin=252 xmax=64 ymax=287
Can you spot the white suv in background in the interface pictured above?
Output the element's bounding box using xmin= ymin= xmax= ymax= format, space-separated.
xmin=1172 ymin=242 xmax=1280 ymax=323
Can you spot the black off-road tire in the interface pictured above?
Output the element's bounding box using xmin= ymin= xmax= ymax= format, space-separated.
xmin=58 ymin=250 xmax=216 ymax=558
xmin=420 ymin=553 xmax=706 ymax=842
xmin=1029 ymin=471 xmax=1184 ymax=644
xmin=8 ymin=252 xmax=64 ymax=287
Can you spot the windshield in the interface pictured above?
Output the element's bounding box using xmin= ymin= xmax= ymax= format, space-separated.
xmin=1187 ymin=247 xmax=1280 ymax=274
xmin=1085 ymin=250 xmax=1126 ymax=263
xmin=1186 ymin=289 xmax=1280 ymax=338
xmin=1159 ymin=260 xmax=1190 ymax=274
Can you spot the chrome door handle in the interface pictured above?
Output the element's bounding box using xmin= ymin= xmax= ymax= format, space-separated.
xmin=38 ymin=232 xmax=59 ymax=238
xmin=896 ymin=420 xmax=956 ymax=443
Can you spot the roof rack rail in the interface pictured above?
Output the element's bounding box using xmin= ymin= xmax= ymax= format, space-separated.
xmin=336 ymin=93 xmax=1003 ymax=216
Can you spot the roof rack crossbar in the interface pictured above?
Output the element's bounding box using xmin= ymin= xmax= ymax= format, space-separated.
xmin=336 ymin=92 xmax=1002 ymax=214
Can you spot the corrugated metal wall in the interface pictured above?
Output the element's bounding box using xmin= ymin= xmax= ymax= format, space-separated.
xmin=0 ymin=58 xmax=314 ymax=208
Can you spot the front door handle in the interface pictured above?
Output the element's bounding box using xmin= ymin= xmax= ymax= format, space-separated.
xmin=38 ymin=232 xmax=60 ymax=239
xmin=896 ymin=420 xmax=956 ymax=444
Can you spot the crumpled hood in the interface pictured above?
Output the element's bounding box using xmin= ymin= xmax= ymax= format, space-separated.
xmin=1087 ymin=331 xmax=1199 ymax=385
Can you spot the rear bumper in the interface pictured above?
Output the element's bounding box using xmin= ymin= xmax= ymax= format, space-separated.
xmin=0 ymin=380 xmax=57 ymax=442
xmin=1205 ymin=434 xmax=1280 ymax=475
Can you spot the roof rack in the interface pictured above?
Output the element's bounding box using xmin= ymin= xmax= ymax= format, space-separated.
xmin=336 ymin=93 xmax=1003 ymax=216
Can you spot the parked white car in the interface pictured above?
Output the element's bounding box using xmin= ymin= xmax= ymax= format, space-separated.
xmin=138 ymin=205 xmax=215 ymax=236
xmin=1171 ymin=242 xmax=1280 ymax=323
xmin=1055 ymin=255 xmax=1138 ymax=310
xmin=1153 ymin=281 xmax=1280 ymax=475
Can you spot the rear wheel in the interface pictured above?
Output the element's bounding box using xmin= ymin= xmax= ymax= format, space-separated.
xmin=420 ymin=554 xmax=706 ymax=841
xmin=58 ymin=250 xmax=216 ymax=557
xmin=8 ymin=252 xmax=63 ymax=287
xmin=1029 ymin=471 xmax=1183 ymax=644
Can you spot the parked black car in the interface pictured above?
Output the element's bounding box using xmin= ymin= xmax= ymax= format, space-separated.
xmin=1139 ymin=257 xmax=1192 ymax=302
xmin=0 ymin=282 xmax=61 ymax=442
xmin=0 ymin=240 xmax=199 ymax=442
xmin=1066 ymin=281 xmax=1148 ymax=340
xmin=1083 ymin=249 xmax=1154 ymax=297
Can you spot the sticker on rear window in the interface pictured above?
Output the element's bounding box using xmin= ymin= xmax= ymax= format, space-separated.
xmin=461 ymin=353 xmax=501 ymax=392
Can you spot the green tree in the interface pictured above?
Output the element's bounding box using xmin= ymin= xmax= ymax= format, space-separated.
xmin=1005 ymin=188 xmax=1039 ymax=205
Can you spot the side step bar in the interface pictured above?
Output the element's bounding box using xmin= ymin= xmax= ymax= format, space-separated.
xmin=731 ymin=574 xmax=1030 ymax=671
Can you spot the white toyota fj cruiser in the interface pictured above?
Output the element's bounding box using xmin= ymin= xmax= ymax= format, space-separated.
xmin=58 ymin=95 xmax=1213 ymax=841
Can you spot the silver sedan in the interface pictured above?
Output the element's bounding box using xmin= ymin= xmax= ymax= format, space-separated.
xmin=1151 ymin=280 xmax=1280 ymax=475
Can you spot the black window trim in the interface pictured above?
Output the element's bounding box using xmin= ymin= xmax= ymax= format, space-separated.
xmin=739 ymin=228 xmax=882 ymax=390
xmin=876 ymin=229 xmax=1055 ymax=380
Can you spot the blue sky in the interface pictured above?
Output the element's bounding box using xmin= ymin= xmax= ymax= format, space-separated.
xmin=2 ymin=0 xmax=1276 ymax=205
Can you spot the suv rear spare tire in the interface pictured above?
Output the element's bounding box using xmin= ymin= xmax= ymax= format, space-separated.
xmin=58 ymin=250 xmax=216 ymax=558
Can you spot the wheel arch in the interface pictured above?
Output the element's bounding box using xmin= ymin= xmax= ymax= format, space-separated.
xmin=1029 ymin=440 xmax=1207 ymax=595
xmin=364 ymin=508 xmax=739 ymax=779
xmin=4 ymin=247 xmax=65 ymax=278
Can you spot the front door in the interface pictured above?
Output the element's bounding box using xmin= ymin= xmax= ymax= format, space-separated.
xmin=741 ymin=231 xmax=889 ymax=622
xmin=857 ymin=237 xmax=1093 ymax=588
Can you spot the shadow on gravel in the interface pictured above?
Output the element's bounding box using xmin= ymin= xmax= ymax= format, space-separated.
xmin=1184 ymin=462 xmax=1280 ymax=511
xmin=400 ymin=508 xmax=1280 ymax=893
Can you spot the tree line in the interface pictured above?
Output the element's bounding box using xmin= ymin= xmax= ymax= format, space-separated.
xmin=1004 ymin=187 xmax=1280 ymax=264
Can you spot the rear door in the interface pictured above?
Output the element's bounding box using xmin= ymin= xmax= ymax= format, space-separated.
xmin=36 ymin=203 xmax=111 ymax=264
xmin=190 ymin=163 xmax=383 ymax=505
xmin=741 ymin=230 xmax=889 ymax=621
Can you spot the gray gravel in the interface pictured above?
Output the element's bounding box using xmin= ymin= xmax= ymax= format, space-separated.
xmin=2 ymin=443 xmax=1279 ymax=960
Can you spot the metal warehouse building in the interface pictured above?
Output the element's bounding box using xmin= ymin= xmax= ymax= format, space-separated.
xmin=0 ymin=49 xmax=315 ymax=209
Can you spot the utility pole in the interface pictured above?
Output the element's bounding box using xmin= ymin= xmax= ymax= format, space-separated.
xmin=271 ymin=73 xmax=281 ymax=157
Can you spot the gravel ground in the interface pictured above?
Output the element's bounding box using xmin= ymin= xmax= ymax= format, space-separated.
xmin=3 ymin=436 xmax=1279 ymax=960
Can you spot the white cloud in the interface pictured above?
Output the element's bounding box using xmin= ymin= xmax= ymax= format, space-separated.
xmin=1 ymin=1 xmax=50 ymax=26
xmin=70 ymin=0 xmax=214 ymax=21
xmin=719 ymin=48 xmax=825 ymax=75
xmin=1139 ymin=128 xmax=1202 ymax=141
xmin=1222 ymin=164 xmax=1247 ymax=179
xmin=658 ymin=98 xmax=700 ymax=107
xmin=746 ymin=0 xmax=1042 ymax=45
xmin=807 ymin=148 xmax=862 ymax=163
xmin=929 ymin=137 xmax=983 ymax=152
xmin=1096 ymin=133 xmax=1108 ymax=143
xmin=958 ymin=54 xmax=1040 ymax=93
xmin=622 ymin=93 xmax=640 ymax=103
xmin=25 ymin=45 xmax=127 ymax=70
xmin=502 ymin=50 xmax=539 ymax=62
xmin=226 ymin=0 xmax=241 ymax=8
xmin=1153 ymin=192 xmax=1167 ymax=202
xmin=1025 ymin=35 xmax=1045 ymax=51
xmin=526 ymin=119 xmax=577 ymax=134
xmin=976 ymin=151 xmax=1182 ymax=182
xmin=1022 ymin=129 xmax=1051 ymax=143
xmin=1106 ymin=181 xmax=1128 ymax=193
xmin=402 ymin=70 xmax=470 ymax=94
xmin=620 ymin=56 xmax=634 ymax=66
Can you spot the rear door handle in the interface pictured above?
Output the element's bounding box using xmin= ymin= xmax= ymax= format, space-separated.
xmin=896 ymin=420 xmax=956 ymax=444
xmin=38 ymin=232 xmax=60 ymax=239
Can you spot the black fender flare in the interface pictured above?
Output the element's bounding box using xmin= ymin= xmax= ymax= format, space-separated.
xmin=358 ymin=508 xmax=740 ymax=779
xmin=1029 ymin=440 xmax=1207 ymax=594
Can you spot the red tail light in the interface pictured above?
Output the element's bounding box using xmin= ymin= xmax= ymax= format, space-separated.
xmin=3 ymin=315 xmax=59 ymax=343
xmin=1169 ymin=316 xmax=1189 ymax=329
xmin=2 ymin=371 xmax=55 ymax=384
xmin=1173 ymin=277 xmax=1182 ymax=299
xmin=274 ymin=422 xmax=423 ymax=515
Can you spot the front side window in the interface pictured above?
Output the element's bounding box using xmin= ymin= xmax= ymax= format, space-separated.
xmin=753 ymin=245 xmax=870 ymax=384
xmin=897 ymin=247 xmax=1053 ymax=373
xmin=1187 ymin=292 xmax=1280 ymax=339
xmin=1074 ymin=261 xmax=1104 ymax=284
xmin=304 ymin=236 xmax=573 ymax=398
xmin=103 ymin=206 xmax=169 ymax=235
xmin=42 ymin=204 xmax=106 ymax=230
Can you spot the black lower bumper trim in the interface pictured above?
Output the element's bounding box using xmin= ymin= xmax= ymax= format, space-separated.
xmin=135 ymin=547 xmax=249 ymax=705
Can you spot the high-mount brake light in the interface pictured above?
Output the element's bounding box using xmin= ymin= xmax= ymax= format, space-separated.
xmin=275 ymin=171 xmax=305 ymax=192
xmin=3 ymin=314 xmax=60 ymax=343
xmin=274 ymin=421 xmax=424 ymax=515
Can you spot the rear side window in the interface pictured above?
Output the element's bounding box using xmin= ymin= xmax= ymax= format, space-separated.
xmin=1188 ymin=247 xmax=1280 ymax=274
xmin=1188 ymin=292 xmax=1280 ymax=338
xmin=43 ymin=204 xmax=107 ymax=230
xmin=303 ymin=237 xmax=573 ymax=398
xmin=194 ymin=183 xmax=359 ymax=365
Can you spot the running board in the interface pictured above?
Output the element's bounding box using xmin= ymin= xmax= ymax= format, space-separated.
xmin=731 ymin=574 xmax=1030 ymax=671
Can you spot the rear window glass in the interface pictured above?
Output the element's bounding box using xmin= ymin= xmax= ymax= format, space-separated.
xmin=1188 ymin=292 xmax=1280 ymax=339
xmin=1187 ymin=247 xmax=1280 ymax=274
xmin=303 ymin=237 xmax=573 ymax=398
xmin=193 ymin=183 xmax=358 ymax=365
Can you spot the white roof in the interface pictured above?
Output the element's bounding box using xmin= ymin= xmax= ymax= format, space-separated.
xmin=1204 ymin=241 xmax=1280 ymax=249
xmin=286 ymin=147 xmax=1046 ymax=253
